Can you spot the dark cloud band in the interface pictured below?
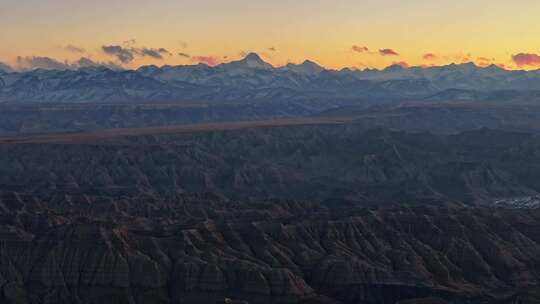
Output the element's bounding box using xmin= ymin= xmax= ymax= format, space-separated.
xmin=102 ymin=45 xmax=171 ymax=63
xmin=379 ymin=49 xmax=399 ymax=56
xmin=512 ymin=53 xmax=540 ymax=67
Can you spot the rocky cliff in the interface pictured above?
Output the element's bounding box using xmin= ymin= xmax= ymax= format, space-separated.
xmin=0 ymin=191 xmax=538 ymax=303
xmin=1 ymin=124 xmax=540 ymax=303
xmin=1 ymin=125 xmax=539 ymax=205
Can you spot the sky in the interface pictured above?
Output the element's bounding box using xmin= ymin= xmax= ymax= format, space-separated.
xmin=1 ymin=0 xmax=540 ymax=70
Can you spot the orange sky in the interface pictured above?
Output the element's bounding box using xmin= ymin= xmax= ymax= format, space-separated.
xmin=1 ymin=0 xmax=540 ymax=70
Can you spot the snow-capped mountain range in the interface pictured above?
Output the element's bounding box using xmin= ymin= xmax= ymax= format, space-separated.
xmin=2 ymin=52 xmax=540 ymax=104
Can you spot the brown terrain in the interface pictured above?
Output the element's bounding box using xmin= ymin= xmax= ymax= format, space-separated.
xmin=0 ymin=116 xmax=359 ymax=144
xmin=0 ymin=192 xmax=539 ymax=304
xmin=4 ymin=100 xmax=540 ymax=138
xmin=1 ymin=118 xmax=540 ymax=303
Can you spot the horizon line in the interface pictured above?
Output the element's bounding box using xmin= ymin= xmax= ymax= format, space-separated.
xmin=3 ymin=52 xmax=539 ymax=73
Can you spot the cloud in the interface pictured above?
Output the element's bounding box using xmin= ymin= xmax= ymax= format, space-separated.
xmin=454 ymin=53 xmax=473 ymax=63
xmin=423 ymin=53 xmax=437 ymax=60
xmin=268 ymin=47 xmax=277 ymax=52
xmin=64 ymin=44 xmax=85 ymax=54
xmin=102 ymin=45 xmax=171 ymax=63
xmin=74 ymin=57 xmax=98 ymax=67
xmin=102 ymin=45 xmax=135 ymax=63
xmin=16 ymin=56 xmax=70 ymax=70
xmin=14 ymin=56 xmax=122 ymax=71
xmin=74 ymin=57 xmax=122 ymax=70
xmin=352 ymin=45 xmax=369 ymax=53
xmin=260 ymin=52 xmax=272 ymax=59
xmin=379 ymin=49 xmax=399 ymax=56
xmin=476 ymin=57 xmax=492 ymax=67
xmin=178 ymin=52 xmax=190 ymax=58
xmin=512 ymin=53 xmax=540 ymax=67
xmin=138 ymin=47 xmax=171 ymax=59
xmin=191 ymin=55 xmax=220 ymax=66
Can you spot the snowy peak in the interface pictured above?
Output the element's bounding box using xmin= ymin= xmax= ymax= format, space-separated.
xmin=244 ymin=52 xmax=264 ymax=62
xmin=223 ymin=52 xmax=273 ymax=70
xmin=4 ymin=55 xmax=540 ymax=104
xmin=285 ymin=60 xmax=324 ymax=75
xmin=383 ymin=64 xmax=405 ymax=72
xmin=442 ymin=62 xmax=478 ymax=74
xmin=300 ymin=60 xmax=323 ymax=69
xmin=481 ymin=64 xmax=506 ymax=74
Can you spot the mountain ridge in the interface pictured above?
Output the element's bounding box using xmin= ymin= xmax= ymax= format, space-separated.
xmin=2 ymin=53 xmax=540 ymax=104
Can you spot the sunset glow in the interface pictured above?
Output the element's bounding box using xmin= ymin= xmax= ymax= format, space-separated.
xmin=2 ymin=0 xmax=540 ymax=70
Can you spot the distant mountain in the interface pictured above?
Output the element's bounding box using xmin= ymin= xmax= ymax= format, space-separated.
xmin=283 ymin=60 xmax=324 ymax=75
xmin=2 ymin=53 xmax=540 ymax=104
xmin=220 ymin=52 xmax=273 ymax=70
xmin=0 ymin=67 xmax=196 ymax=103
xmin=0 ymin=62 xmax=13 ymax=73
